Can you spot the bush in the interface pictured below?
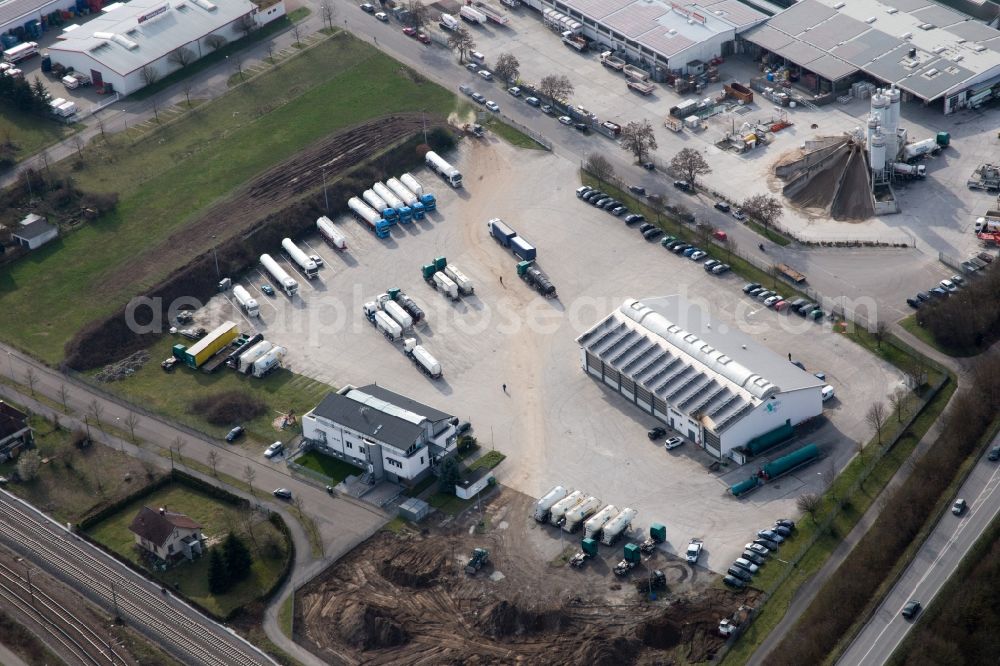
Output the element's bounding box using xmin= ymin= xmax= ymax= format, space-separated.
xmin=16 ymin=450 xmax=41 ymax=482
xmin=189 ymin=391 xmax=266 ymax=426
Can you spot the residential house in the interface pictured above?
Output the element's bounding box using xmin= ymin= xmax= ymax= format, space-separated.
xmin=0 ymin=401 xmax=32 ymax=463
xmin=128 ymin=506 xmax=204 ymax=563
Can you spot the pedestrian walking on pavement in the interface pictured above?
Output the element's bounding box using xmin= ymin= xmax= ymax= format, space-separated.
xmin=502 ymin=383 xmax=507 ymax=393
xmin=499 ymin=275 xmax=504 ymax=286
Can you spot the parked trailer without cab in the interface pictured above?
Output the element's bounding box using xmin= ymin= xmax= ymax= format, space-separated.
xmin=400 ymin=173 xmax=437 ymax=210
xmin=600 ymin=507 xmax=637 ymax=545
xmin=433 ymin=272 xmax=460 ymax=300
xmin=260 ymin=254 xmax=299 ymax=296
xmin=563 ymin=496 xmax=601 ymax=533
xmin=404 ymin=338 xmax=442 ymax=378
xmin=549 ymin=491 xmax=585 ymax=526
xmin=534 ymin=486 xmax=569 ymax=522
xmin=237 ymin=340 xmax=273 ymax=374
xmin=583 ymin=505 xmax=619 ymax=540
xmin=252 ymin=346 xmax=286 ymax=378
xmin=317 ymin=216 xmax=347 ymax=249
xmin=444 ymin=264 xmax=474 ymax=295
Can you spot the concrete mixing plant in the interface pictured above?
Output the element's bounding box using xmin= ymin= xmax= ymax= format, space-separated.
xmin=775 ymin=86 xmax=935 ymax=221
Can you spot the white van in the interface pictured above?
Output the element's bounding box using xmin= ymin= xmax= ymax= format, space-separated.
xmin=821 ymin=385 xmax=835 ymax=402
xmin=470 ymin=51 xmax=486 ymax=64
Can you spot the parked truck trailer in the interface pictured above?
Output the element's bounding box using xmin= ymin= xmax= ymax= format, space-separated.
xmin=600 ymin=507 xmax=637 ymax=545
xmin=226 ymin=333 xmax=263 ymax=368
xmin=583 ymin=505 xmax=619 ymax=540
xmin=562 ymin=496 xmax=601 ymax=533
xmin=444 ymin=264 xmax=474 ymax=295
xmin=548 ymin=491 xmax=585 ymax=526
xmin=510 ymin=236 xmax=537 ymax=261
xmin=400 ymin=173 xmax=437 ymax=210
xmin=178 ymin=321 xmax=239 ymax=369
xmin=373 ymin=311 xmax=403 ymax=341
xmin=252 ymin=346 xmax=286 ymax=378
xmin=432 ymin=272 xmax=460 ymax=300
xmin=363 ymin=189 xmax=398 ymax=223
xmin=460 ymin=5 xmax=487 ymax=24
xmin=533 ymin=486 xmax=569 ymax=522
xmin=260 ymin=254 xmax=299 ymax=296
xmin=404 ymin=338 xmax=442 ymax=378
xmin=425 ymin=151 xmax=463 ymax=188
xmin=373 ymin=182 xmax=412 ymax=223
xmin=473 ymin=0 xmax=509 ymax=25
xmin=348 ymin=197 xmax=391 ymax=238
xmin=281 ymin=238 xmax=319 ymax=279
xmin=232 ymin=285 xmax=260 ymax=317
xmin=383 ymin=300 xmax=414 ymax=330
xmin=387 ymin=178 xmax=425 ymax=219
xmin=487 ymin=218 xmax=517 ymax=246
xmin=392 ymin=291 xmax=425 ymax=323
xmin=237 ymin=340 xmax=273 ymax=374
xmin=316 ymin=216 xmax=348 ymax=249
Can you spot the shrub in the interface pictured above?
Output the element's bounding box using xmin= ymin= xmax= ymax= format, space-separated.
xmin=16 ymin=450 xmax=42 ymax=482
xmin=189 ymin=391 xmax=265 ymax=426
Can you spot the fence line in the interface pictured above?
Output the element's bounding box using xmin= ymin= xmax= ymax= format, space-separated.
xmin=497 ymin=112 xmax=553 ymax=150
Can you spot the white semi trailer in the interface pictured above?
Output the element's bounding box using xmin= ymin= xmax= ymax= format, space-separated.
xmin=403 ymin=338 xmax=442 ymax=378
xmin=534 ymin=486 xmax=568 ymax=522
xmin=400 ymin=173 xmax=424 ymax=197
xmin=433 ymin=272 xmax=460 ymax=300
xmin=232 ymin=285 xmax=260 ymax=317
xmin=562 ymin=496 xmax=601 ymax=533
xmin=425 ymin=151 xmax=463 ymax=188
xmin=549 ymin=491 xmax=585 ymax=526
xmin=260 ymin=254 xmax=299 ymax=296
xmin=583 ymin=505 xmax=619 ymax=540
xmin=281 ymin=238 xmax=318 ymax=279
xmin=317 ymin=216 xmax=348 ymax=249
xmin=600 ymin=507 xmax=637 ymax=545
xmin=252 ymin=346 xmax=286 ymax=378
xmin=444 ymin=264 xmax=474 ymax=295
xmin=383 ymin=300 xmax=413 ymax=330
xmin=374 ymin=311 xmax=402 ymax=341
xmin=237 ymin=340 xmax=272 ymax=374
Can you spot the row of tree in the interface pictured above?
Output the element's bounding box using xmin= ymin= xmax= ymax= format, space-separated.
xmin=916 ymin=260 xmax=1000 ymax=350
xmin=207 ymin=532 xmax=254 ymax=594
xmin=0 ymin=74 xmax=53 ymax=117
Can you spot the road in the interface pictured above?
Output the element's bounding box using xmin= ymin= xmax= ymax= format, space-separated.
xmin=836 ymin=433 xmax=1000 ymax=665
xmin=0 ymin=342 xmax=386 ymax=666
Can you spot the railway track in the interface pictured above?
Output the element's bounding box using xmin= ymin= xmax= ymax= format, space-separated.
xmin=0 ymin=491 xmax=273 ymax=666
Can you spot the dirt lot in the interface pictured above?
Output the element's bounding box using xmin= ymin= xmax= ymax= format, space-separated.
xmin=295 ymin=488 xmax=758 ymax=665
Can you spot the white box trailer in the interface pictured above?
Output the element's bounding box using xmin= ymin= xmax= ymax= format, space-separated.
xmin=2 ymin=42 xmax=38 ymax=64
xmin=583 ymin=505 xmax=619 ymax=540
xmin=233 ymin=285 xmax=260 ymax=317
xmin=562 ymin=496 xmax=601 ymax=533
xmin=534 ymin=486 xmax=569 ymax=521
xmin=260 ymin=254 xmax=299 ymax=296
xmin=600 ymin=507 xmax=637 ymax=545
xmin=460 ymin=5 xmax=487 ymax=24
xmin=549 ymin=491 xmax=585 ymax=526
xmin=374 ymin=311 xmax=402 ymax=341
xmin=444 ymin=264 xmax=474 ymax=295
xmin=383 ymin=300 xmax=413 ymax=330
xmin=281 ymin=238 xmax=318 ymax=279
xmin=238 ymin=340 xmax=273 ymax=374
xmin=55 ymin=101 xmax=77 ymax=118
xmin=433 ymin=272 xmax=460 ymax=300
xmin=316 ymin=216 xmax=347 ymax=249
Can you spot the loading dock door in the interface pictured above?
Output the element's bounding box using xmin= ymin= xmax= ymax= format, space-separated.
xmin=90 ymin=69 xmax=103 ymax=88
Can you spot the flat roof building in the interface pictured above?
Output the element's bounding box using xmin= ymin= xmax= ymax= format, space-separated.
xmin=577 ymin=297 xmax=824 ymax=460
xmin=741 ymin=0 xmax=1000 ymax=112
xmin=524 ymin=0 xmax=770 ymax=74
xmin=45 ymin=0 xmax=284 ymax=96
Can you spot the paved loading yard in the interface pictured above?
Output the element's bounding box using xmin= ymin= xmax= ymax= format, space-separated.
xmin=202 ymin=139 xmax=904 ymax=571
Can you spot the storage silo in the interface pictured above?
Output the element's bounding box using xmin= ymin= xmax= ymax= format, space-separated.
xmin=870 ymin=131 xmax=887 ymax=174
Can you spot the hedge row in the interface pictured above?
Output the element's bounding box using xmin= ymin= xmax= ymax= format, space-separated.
xmin=63 ymin=127 xmax=457 ymax=370
xmin=772 ymin=356 xmax=1000 ymax=664
xmin=916 ymin=261 xmax=1000 ymax=351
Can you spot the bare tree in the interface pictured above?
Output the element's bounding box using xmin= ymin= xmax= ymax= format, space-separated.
xmin=151 ymin=96 xmax=161 ymax=123
xmin=140 ymin=65 xmax=160 ymax=88
xmin=797 ymin=492 xmax=822 ymax=522
xmin=243 ymin=465 xmax=256 ymax=497
xmin=205 ymin=34 xmax=228 ymax=52
xmin=167 ymin=46 xmax=195 ymax=69
xmin=291 ymin=21 xmax=303 ymax=46
xmin=447 ymin=27 xmax=475 ymax=64
xmin=58 ymin=384 xmax=70 ymax=413
xmin=71 ymin=134 xmax=85 ymax=163
xmin=207 ymin=449 xmax=220 ymax=477
xmin=95 ymin=113 xmax=107 ymax=143
xmin=888 ymin=388 xmax=908 ymax=423
xmin=181 ymin=79 xmax=193 ymax=107
xmin=239 ymin=506 xmax=259 ymax=550
xmin=24 ymin=367 xmax=37 ymax=396
xmin=171 ymin=436 xmax=186 ymax=468
xmin=621 ymin=119 xmax=658 ymax=164
xmin=238 ymin=15 xmax=256 ymax=39
xmin=585 ymin=153 xmax=615 ymax=184
xmin=670 ymin=147 xmax=711 ymax=187
xmin=538 ymin=74 xmax=573 ymax=105
xmin=125 ymin=412 xmax=140 ymax=442
xmin=88 ymin=399 xmax=104 ymax=429
xmin=320 ymin=1 xmax=337 ymax=30
xmin=871 ymin=320 xmax=889 ymax=350
xmin=265 ymin=41 xmax=276 ymax=64
xmin=230 ymin=53 xmax=245 ymax=82
xmin=865 ymin=401 xmax=888 ymax=447
xmin=493 ymin=53 xmax=520 ymax=84
xmin=406 ymin=0 xmax=430 ymax=29
xmin=740 ymin=193 xmax=784 ymax=232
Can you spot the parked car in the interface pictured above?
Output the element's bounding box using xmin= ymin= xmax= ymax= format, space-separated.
xmin=641 ymin=161 xmax=655 ymax=170
xmin=360 ymin=2 xmax=375 ymax=12
xmin=225 ymin=426 xmax=245 ymax=443
xmin=584 ymin=190 xmax=605 ymax=202
xmin=950 ymin=274 xmax=965 ymax=287
xmin=478 ymin=70 xmax=493 ymax=80
xmin=507 ymin=86 xmax=521 ymax=96
xmin=901 ymin=600 xmax=921 ymax=619
xmin=755 ymin=290 xmax=774 ymax=301
xmin=732 ymin=558 xmax=759 ymax=574
xmin=929 ymin=287 xmax=949 ymax=298
xmin=732 ymin=209 xmax=747 ymax=221
xmin=574 ymin=122 xmax=589 ymax=132
xmin=272 ymin=488 xmax=293 ymax=499
xmin=601 ymin=199 xmax=621 ymax=210
xmin=647 ymin=426 xmax=667 ymax=440
xmin=682 ymin=246 xmax=699 ymax=257
xmin=664 ymin=437 xmax=683 ymax=450
xmin=775 ymin=518 xmax=796 ymax=530
xmin=625 ymin=214 xmax=645 ymax=224
xmin=576 ymin=186 xmax=593 ymax=198
xmin=753 ymin=537 xmax=778 ymax=551
xmin=939 ymin=279 xmax=958 ymax=293
xmin=988 ymin=446 xmax=1000 ymax=461
xmin=727 ymin=566 xmax=752 ymax=581
xmin=747 ymin=287 xmax=765 ymax=298
xmin=261 ymin=284 xmax=275 ymax=296
xmin=416 ymin=32 xmax=431 ymax=44
xmin=743 ymin=282 xmax=762 ymax=293
xmin=952 ymin=498 xmax=967 ymax=515
xmin=456 ymin=421 xmax=473 ymax=435
xmin=309 ymin=254 xmax=324 ymax=267
xmin=485 ymin=101 xmax=500 ymax=112
xmin=374 ymin=11 xmax=388 ymax=21
xmin=525 ymin=96 xmax=540 ymax=107
xmin=264 ymin=442 xmax=284 ymax=458
xmin=690 ymin=250 xmax=707 ymax=261
xmin=713 ymin=230 xmax=728 ymax=241
xmin=711 ymin=263 xmax=730 ymax=274
xmin=673 ymin=180 xmax=692 ymax=192
xmin=915 ymin=291 xmax=931 ymax=302
xmin=771 ymin=524 xmax=792 ymax=538
xmin=704 ymin=259 xmax=719 ymax=271
xmin=628 ymin=185 xmax=646 ymax=196
xmin=610 ymin=206 xmax=628 ymax=216
xmin=745 ymin=543 xmax=770 ymax=557
xmin=723 ymin=575 xmax=746 ymax=589
xmin=757 ymin=529 xmax=785 ymax=544
xmin=466 ymin=62 xmax=480 ymax=73
xmin=540 ymin=104 xmax=553 ymax=114
xmin=558 ymin=115 xmax=572 ymax=125
xmin=471 ymin=92 xmax=487 ymax=104
xmin=960 ymin=261 xmax=980 ymax=275
xmin=764 ymin=295 xmax=782 ymax=307
xmin=906 ymin=297 xmax=921 ymax=309
xmin=774 ymin=300 xmax=789 ymax=311
xmin=643 ymin=228 xmax=663 ymax=241
xmin=672 ymin=243 xmax=690 ymax=254
xmin=593 ymin=197 xmax=612 ymax=208
xmin=402 ymin=26 xmax=417 ymax=36
xmin=741 ymin=550 xmax=764 ymax=565
xmin=714 ymin=201 xmax=731 ymax=212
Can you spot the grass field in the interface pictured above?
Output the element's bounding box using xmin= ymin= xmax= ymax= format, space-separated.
xmin=0 ymin=34 xmax=460 ymax=363
xmin=0 ymin=108 xmax=76 ymax=165
xmin=86 ymin=483 xmax=289 ymax=617
xmin=293 ymin=450 xmax=363 ymax=484
xmin=92 ymin=338 xmax=331 ymax=445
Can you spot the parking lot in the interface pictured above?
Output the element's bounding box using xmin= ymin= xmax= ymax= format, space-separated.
xmin=200 ymin=137 xmax=904 ymax=570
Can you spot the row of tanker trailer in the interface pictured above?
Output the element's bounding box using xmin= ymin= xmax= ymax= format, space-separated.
xmin=349 ymin=172 xmax=438 ymax=237
xmin=533 ymin=486 xmax=637 ymax=544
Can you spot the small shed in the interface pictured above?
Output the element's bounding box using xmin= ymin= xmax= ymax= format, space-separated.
xmin=398 ymin=497 xmax=430 ymax=522
xmin=12 ymin=214 xmax=58 ymax=250
xmin=455 ymin=467 xmax=495 ymax=500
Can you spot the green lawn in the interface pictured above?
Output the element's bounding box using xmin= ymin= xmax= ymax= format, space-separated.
xmin=0 ymin=34 xmax=460 ymax=363
xmin=92 ymin=338 xmax=331 ymax=445
xmin=0 ymin=107 xmax=76 ymax=166
xmin=468 ymin=450 xmax=506 ymax=471
xmin=482 ymin=118 xmax=546 ymax=149
xmin=86 ymin=483 xmax=289 ymax=617
xmin=294 ymin=450 xmax=363 ymax=484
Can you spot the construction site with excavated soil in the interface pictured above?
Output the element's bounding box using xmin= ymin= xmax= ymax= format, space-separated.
xmin=295 ymin=488 xmax=758 ymax=665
